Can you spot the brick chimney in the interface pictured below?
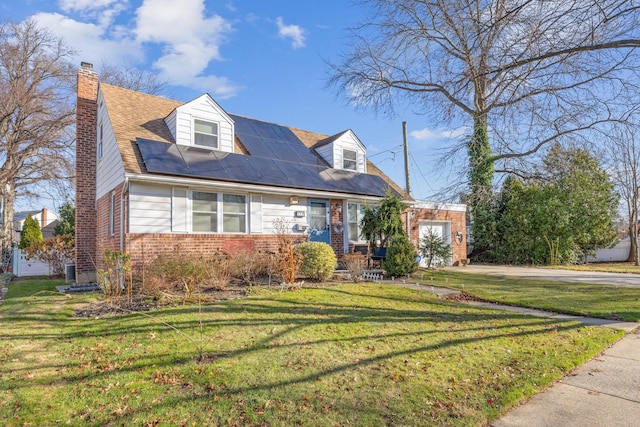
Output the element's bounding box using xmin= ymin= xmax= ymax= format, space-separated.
xmin=40 ymin=207 xmax=47 ymax=228
xmin=75 ymin=62 xmax=98 ymax=284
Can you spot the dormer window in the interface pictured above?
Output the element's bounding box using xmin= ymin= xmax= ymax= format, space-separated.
xmin=194 ymin=119 xmax=219 ymax=149
xmin=343 ymin=149 xmax=357 ymax=171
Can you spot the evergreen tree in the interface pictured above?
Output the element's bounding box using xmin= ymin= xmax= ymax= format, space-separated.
xmin=19 ymin=215 xmax=43 ymax=249
xmin=53 ymin=202 xmax=75 ymax=238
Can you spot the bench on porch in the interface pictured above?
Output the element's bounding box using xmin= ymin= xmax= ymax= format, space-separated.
xmin=370 ymin=247 xmax=387 ymax=268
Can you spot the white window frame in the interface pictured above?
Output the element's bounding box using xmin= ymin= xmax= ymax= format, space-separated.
xmin=109 ymin=191 xmax=115 ymax=236
xmin=189 ymin=190 xmax=247 ymax=234
xmin=343 ymin=149 xmax=357 ymax=171
xmin=193 ymin=118 xmax=219 ymax=149
xmin=347 ymin=202 xmax=367 ymax=243
xmin=97 ymin=122 xmax=103 ymax=159
xmin=192 ymin=190 xmax=218 ymax=233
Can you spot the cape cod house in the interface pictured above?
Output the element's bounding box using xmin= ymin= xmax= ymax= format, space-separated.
xmin=74 ymin=63 xmax=466 ymax=284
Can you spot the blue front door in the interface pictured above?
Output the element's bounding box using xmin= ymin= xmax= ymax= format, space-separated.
xmin=308 ymin=199 xmax=330 ymax=244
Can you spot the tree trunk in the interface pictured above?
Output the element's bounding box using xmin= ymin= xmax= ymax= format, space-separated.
xmin=468 ymin=114 xmax=495 ymax=257
xmin=627 ymin=206 xmax=639 ymax=265
xmin=1 ymin=183 xmax=15 ymax=253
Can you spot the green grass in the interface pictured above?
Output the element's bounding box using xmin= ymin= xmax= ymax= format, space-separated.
xmin=428 ymin=270 xmax=640 ymax=322
xmin=0 ymin=278 xmax=623 ymax=426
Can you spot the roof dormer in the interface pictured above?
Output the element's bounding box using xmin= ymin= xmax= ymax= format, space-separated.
xmin=165 ymin=94 xmax=235 ymax=153
xmin=314 ymin=130 xmax=367 ymax=173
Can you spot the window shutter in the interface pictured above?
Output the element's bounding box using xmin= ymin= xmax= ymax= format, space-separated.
xmin=172 ymin=188 xmax=188 ymax=232
xmin=250 ymin=194 xmax=262 ymax=233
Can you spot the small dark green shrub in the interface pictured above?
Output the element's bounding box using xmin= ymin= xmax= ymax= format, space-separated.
xmin=296 ymin=241 xmax=337 ymax=282
xmin=383 ymin=235 xmax=418 ymax=276
xmin=420 ymin=228 xmax=452 ymax=268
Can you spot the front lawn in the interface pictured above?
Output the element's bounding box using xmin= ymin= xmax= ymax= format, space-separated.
xmin=430 ymin=270 xmax=640 ymax=322
xmin=0 ymin=278 xmax=622 ymax=426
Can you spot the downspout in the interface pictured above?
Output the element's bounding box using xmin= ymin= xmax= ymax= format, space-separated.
xmin=120 ymin=177 xmax=129 ymax=252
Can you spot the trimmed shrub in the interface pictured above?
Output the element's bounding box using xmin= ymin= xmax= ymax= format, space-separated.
xmin=297 ymin=241 xmax=337 ymax=282
xmin=383 ymin=235 xmax=418 ymax=276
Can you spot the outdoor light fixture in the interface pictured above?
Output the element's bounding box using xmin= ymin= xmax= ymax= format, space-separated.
xmin=334 ymin=203 xmax=342 ymax=213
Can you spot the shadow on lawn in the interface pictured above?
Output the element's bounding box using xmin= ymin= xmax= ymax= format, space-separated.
xmin=1 ymin=282 xmax=601 ymax=425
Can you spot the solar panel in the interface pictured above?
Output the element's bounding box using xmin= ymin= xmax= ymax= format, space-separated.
xmin=230 ymin=115 xmax=322 ymax=165
xmin=137 ymin=138 xmax=395 ymax=197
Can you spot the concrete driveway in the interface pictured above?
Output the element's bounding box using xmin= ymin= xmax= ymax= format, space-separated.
xmin=444 ymin=264 xmax=640 ymax=287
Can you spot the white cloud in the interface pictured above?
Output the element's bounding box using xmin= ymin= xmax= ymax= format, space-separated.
xmin=276 ymin=16 xmax=305 ymax=49
xmin=59 ymin=0 xmax=123 ymax=13
xmin=135 ymin=0 xmax=236 ymax=96
xmin=31 ymin=12 xmax=143 ymax=66
xmin=30 ymin=0 xmax=240 ymax=99
xmin=410 ymin=126 xmax=468 ymax=141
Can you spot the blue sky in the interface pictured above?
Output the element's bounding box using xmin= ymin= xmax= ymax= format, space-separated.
xmin=3 ymin=0 xmax=466 ymax=211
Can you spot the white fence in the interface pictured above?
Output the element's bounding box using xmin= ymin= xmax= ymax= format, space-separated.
xmin=586 ymin=240 xmax=630 ymax=263
xmin=11 ymin=248 xmax=52 ymax=277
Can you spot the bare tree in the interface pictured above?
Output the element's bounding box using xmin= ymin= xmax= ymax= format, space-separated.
xmin=0 ymin=19 xmax=76 ymax=252
xmin=329 ymin=0 xmax=640 ymax=252
xmin=607 ymin=121 xmax=640 ymax=265
xmin=97 ymin=60 xmax=169 ymax=95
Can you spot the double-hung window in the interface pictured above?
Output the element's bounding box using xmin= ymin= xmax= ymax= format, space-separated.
xmin=347 ymin=203 xmax=366 ymax=243
xmin=223 ymin=194 xmax=246 ymax=233
xmin=191 ymin=191 xmax=246 ymax=233
xmin=343 ymin=149 xmax=357 ymax=171
xmin=194 ymin=119 xmax=219 ymax=149
xmin=192 ymin=191 xmax=218 ymax=232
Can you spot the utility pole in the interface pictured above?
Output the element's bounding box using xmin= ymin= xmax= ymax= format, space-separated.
xmin=402 ymin=121 xmax=411 ymax=197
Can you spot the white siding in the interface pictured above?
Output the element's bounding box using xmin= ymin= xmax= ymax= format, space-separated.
xmin=250 ymin=194 xmax=263 ymax=233
xmin=96 ymin=91 xmax=126 ymax=200
xmin=334 ymin=131 xmax=366 ymax=173
xmin=316 ymin=144 xmax=334 ymax=168
xmin=165 ymin=109 xmax=177 ymax=140
xmin=129 ymin=183 xmax=172 ymax=233
xmin=314 ymin=130 xmax=367 ymax=173
xmin=169 ymin=94 xmax=234 ymax=153
xmin=172 ymin=188 xmax=188 ymax=232
xmin=261 ymin=195 xmax=308 ymax=235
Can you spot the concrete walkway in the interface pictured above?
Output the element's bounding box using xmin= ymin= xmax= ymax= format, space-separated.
xmin=436 ymin=265 xmax=640 ymax=426
xmin=445 ymin=264 xmax=640 ymax=287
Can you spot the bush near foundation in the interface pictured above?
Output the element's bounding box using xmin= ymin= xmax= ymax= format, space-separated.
xmin=384 ymin=235 xmax=418 ymax=276
xmin=297 ymin=241 xmax=337 ymax=282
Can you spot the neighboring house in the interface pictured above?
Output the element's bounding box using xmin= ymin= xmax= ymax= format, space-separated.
xmin=75 ymin=63 xmax=467 ymax=284
xmin=13 ymin=208 xmax=60 ymax=243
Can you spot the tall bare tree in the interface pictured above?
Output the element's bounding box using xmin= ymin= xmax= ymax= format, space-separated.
xmin=97 ymin=60 xmax=169 ymax=95
xmin=0 ymin=19 xmax=76 ymax=252
xmin=607 ymin=121 xmax=640 ymax=265
xmin=329 ymin=0 xmax=640 ymax=253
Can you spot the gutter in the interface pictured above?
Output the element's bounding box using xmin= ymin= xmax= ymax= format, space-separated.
xmin=124 ymin=172 xmax=387 ymax=202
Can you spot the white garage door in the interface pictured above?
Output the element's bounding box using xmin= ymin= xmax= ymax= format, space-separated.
xmin=418 ymin=221 xmax=451 ymax=267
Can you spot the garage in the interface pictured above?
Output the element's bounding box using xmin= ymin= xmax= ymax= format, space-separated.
xmin=418 ymin=221 xmax=452 ymax=267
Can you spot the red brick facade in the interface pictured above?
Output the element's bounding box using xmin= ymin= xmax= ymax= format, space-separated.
xmin=329 ymin=199 xmax=345 ymax=255
xmin=124 ymin=233 xmax=306 ymax=270
xmin=96 ymin=184 xmax=124 ymax=259
xmin=409 ymin=207 xmax=467 ymax=265
xmin=75 ymin=64 xmax=99 ymax=283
